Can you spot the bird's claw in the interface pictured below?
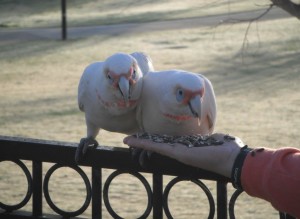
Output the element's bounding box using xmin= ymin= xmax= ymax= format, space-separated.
xmin=130 ymin=147 xmax=153 ymax=168
xmin=75 ymin=137 xmax=99 ymax=164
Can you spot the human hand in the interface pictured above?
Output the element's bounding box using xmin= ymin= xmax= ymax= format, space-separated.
xmin=123 ymin=133 xmax=245 ymax=177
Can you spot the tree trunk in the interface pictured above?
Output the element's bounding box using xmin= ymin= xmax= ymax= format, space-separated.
xmin=270 ymin=0 xmax=300 ymax=19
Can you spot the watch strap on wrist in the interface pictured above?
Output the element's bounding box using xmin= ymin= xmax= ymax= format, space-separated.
xmin=231 ymin=145 xmax=253 ymax=190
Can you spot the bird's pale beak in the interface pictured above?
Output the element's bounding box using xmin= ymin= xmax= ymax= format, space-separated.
xmin=118 ymin=76 xmax=130 ymax=104
xmin=188 ymin=95 xmax=202 ymax=119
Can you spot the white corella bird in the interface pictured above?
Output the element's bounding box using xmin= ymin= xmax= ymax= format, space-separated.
xmin=137 ymin=70 xmax=217 ymax=136
xmin=131 ymin=52 xmax=154 ymax=75
xmin=76 ymin=52 xmax=154 ymax=163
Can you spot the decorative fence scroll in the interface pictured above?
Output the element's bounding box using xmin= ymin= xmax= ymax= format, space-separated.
xmin=0 ymin=136 xmax=294 ymax=219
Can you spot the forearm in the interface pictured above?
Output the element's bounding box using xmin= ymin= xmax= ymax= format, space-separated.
xmin=241 ymin=147 xmax=300 ymax=218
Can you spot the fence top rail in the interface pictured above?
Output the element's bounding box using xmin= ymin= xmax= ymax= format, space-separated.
xmin=0 ymin=135 xmax=229 ymax=181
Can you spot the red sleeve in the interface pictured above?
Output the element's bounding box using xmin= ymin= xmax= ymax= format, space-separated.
xmin=241 ymin=147 xmax=300 ymax=218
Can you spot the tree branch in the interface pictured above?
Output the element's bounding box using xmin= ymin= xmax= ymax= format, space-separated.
xmin=270 ymin=0 xmax=300 ymax=19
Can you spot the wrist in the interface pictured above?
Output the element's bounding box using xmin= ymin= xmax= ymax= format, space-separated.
xmin=231 ymin=145 xmax=253 ymax=190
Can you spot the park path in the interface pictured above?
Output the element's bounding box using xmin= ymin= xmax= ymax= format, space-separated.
xmin=0 ymin=7 xmax=291 ymax=41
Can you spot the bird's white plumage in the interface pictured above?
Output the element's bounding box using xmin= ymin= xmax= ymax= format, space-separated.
xmin=137 ymin=70 xmax=217 ymax=136
xmin=130 ymin=52 xmax=154 ymax=75
xmin=78 ymin=52 xmax=153 ymax=139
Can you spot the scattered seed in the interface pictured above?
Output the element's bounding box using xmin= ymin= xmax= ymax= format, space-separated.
xmin=224 ymin=134 xmax=235 ymax=141
xmin=133 ymin=133 xmax=225 ymax=148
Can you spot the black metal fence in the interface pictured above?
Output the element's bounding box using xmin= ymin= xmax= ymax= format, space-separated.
xmin=0 ymin=135 xmax=294 ymax=219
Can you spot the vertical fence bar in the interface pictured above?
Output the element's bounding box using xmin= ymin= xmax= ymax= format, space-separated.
xmin=280 ymin=212 xmax=296 ymax=219
xmin=32 ymin=161 xmax=43 ymax=217
xmin=92 ymin=166 xmax=102 ymax=219
xmin=286 ymin=214 xmax=296 ymax=219
xmin=152 ymin=173 xmax=163 ymax=219
xmin=61 ymin=0 xmax=67 ymax=40
xmin=217 ymin=181 xmax=227 ymax=219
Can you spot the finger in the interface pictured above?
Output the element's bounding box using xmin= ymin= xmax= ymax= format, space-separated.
xmin=124 ymin=136 xmax=179 ymax=157
xmin=130 ymin=147 xmax=143 ymax=159
xmin=123 ymin=136 xmax=135 ymax=144
xmin=139 ymin=149 xmax=150 ymax=168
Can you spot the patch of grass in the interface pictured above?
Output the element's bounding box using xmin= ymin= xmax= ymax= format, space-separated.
xmin=0 ymin=16 xmax=299 ymax=147
xmin=0 ymin=0 xmax=271 ymax=28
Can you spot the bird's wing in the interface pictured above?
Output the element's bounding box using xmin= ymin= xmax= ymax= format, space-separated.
xmin=78 ymin=62 xmax=103 ymax=112
xmin=136 ymin=99 xmax=144 ymax=132
xmin=136 ymin=71 xmax=158 ymax=132
xmin=130 ymin=52 xmax=154 ymax=75
xmin=78 ymin=71 xmax=87 ymax=112
xmin=197 ymin=74 xmax=217 ymax=133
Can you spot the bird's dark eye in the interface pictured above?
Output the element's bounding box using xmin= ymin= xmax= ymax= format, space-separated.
xmin=132 ymin=69 xmax=137 ymax=79
xmin=176 ymin=88 xmax=184 ymax=102
xmin=107 ymin=73 xmax=114 ymax=84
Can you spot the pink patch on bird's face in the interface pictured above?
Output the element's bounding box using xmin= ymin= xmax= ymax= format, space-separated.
xmin=116 ymin=99 xmax=137 ymax=108
xmin=96 ymin=89 xmax=137 ymax=108
xmin=163 ymin=113 xmax=193 ymax=121
xmin=181 ymin=88 xmax=204 ymax=105
xmin=107 ymin=67 xmax=137 ymax=89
